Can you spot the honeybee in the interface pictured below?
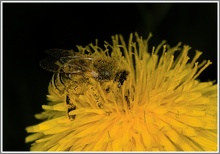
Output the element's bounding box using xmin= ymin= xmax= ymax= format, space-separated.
xmin=40 ymin=49 xmax=129 ymax=119
xmin=40 ymin=49 xmax=129 ymax=89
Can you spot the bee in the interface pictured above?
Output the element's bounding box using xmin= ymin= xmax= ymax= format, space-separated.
xmin=40 ymin=49 xmax=129 ymax=119
xmin=40 ymin=49 xmax=129 ymax=89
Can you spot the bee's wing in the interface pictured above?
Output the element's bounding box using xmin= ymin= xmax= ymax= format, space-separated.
xmin=60 ymin=56 xmax=94 ymax=73
xmin=60 ymin=55 xmax=81 ymax=63
xmin=45 ymin=49 xmax=75 ymax=59
xmin=40 ymin=56 xmax=62 ymax=73
xmin=41 ymin=49 xmax=93 ymax=73
xmin=41 ymin=49 xmax=77 ymax=73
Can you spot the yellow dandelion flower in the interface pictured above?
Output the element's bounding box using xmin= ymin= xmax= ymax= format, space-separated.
xmin=26 ymin=33 xmax=217 ymax=151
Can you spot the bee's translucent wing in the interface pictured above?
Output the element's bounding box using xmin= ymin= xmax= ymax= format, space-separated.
xmin=40 ymin=56 xmax=85 ymax=74
xmin=40 ymin=49 xmax=93 ymax=74
xmin=45 ymin=49 xmax=75 ymax=59
xmin=40 ymin=56 xmax=62 ymax=73
xmin=60 ymin=55 xmax=81 ymax=63
xmin=40 ymin=49 xmax=76 ymax=73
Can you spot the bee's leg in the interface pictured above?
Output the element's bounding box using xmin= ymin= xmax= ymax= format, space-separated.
xmin=66 ymin=95 xmax=76 ymax=120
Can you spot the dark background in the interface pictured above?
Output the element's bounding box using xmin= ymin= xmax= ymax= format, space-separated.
xmin=2 ymin=3 xmax=218 ymax=151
